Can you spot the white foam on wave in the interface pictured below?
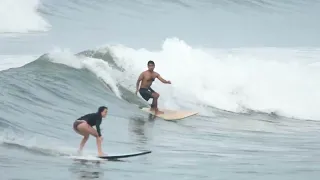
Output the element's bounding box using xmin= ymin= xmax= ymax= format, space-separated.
xmin=0 ymin=0 xmax=51 ymax=34
xmin=45 ymin=38 xmax=320 ymax=120
xmin=100 ymin=38 xmax=320 ymax=120
xmin=46 ymin=48 xmax=122 ymax=99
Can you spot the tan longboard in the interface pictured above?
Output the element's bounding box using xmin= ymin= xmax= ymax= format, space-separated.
xmin=141 ymin=107 xmax=198 ymax=120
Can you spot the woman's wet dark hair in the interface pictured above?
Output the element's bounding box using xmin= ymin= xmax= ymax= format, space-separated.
xmin=98 ymin=106 xmax=108 ymax=113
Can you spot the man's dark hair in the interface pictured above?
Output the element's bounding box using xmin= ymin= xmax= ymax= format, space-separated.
xmin=98 ymin=106 xmax=108 ymax=113
xmin=147 ymin=60 xmax=155 ymax=65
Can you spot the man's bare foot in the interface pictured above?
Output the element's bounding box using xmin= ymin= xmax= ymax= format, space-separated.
xmin=156 ymin=110 xmax=164 ymax=115
xmin=150 ymin=108 xmax=164 ymax=114
xmin=150 ymin=107 xmax=155 ymax=112
xmin=77 ymin=150 xmax=83 ymax=155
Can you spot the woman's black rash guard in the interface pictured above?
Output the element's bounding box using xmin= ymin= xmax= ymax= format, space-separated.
xmin=77 ymin=113 xmax=102 ymax=137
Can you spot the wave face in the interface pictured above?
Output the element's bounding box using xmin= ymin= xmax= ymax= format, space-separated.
xmin=42 ymin=39 xmax=320 ymax=120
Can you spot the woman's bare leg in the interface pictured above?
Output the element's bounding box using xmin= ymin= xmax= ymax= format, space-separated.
xmin=78 ymin=135 xmax=89 ymax=154
xmin=86 ymin=126 xmax=104 ymax=156
xmin=77 ymin=122 xmax=105 ymax=156
xmin=76 ymin=122 xmax=90 ymax=154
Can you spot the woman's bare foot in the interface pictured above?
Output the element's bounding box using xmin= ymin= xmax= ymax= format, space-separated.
xmin=98 ymin=152 xmax=106 ymax=156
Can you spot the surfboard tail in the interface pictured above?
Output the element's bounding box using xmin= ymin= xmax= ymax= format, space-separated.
xmin=97 ymin=150 xmax=152 ymax=160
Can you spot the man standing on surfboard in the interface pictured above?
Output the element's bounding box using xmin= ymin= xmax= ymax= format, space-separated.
xmin=135 ymin=60 xmax=171 ymax=113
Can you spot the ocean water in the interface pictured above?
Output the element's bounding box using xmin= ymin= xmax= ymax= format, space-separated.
xmin=1 ymin=0 xmax=320 ymax=179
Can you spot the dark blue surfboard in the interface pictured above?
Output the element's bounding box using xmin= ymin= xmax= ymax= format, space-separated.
xmin=97 ymin=150 xmax=151 ymax=160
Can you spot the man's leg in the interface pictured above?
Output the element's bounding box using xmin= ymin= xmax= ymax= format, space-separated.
xmin=148 ymin=87 xmax=159 ymax=110
xmin=148 ymin=88 xmax=163 ymax=114
xmin=139 ymin=88 xmax=154 ymax=107
xmin=150 ymin=92 xmax=159 ymax=110
xmin=139 ymin=88 xmax=162 ymax=114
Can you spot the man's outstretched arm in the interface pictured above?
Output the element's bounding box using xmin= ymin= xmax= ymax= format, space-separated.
xmin=136 ymin=73 xmax=143 ymax=94
xmin=156 ymin=73 xmax=171 ymax=84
